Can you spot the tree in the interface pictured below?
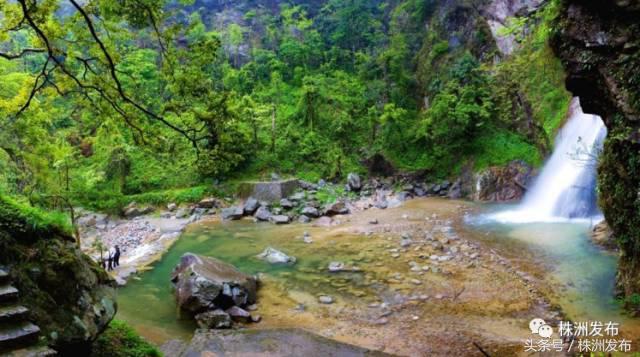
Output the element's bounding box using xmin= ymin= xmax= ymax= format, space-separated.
xmin=419 ymin=53 xmax=494 ymax=161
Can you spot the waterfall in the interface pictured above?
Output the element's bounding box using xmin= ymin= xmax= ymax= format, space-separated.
xmin=492 ymin=98 xmax=607 ymax=223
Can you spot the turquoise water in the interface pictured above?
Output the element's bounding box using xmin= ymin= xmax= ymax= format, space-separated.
xmin=465 ymin=205 xmax=632 ymax=328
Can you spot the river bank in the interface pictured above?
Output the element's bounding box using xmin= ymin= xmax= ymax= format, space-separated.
xmin=78 ymin=211 xmax=204 ymax=285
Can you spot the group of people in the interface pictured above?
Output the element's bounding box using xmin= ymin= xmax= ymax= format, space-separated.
xmin=102 ymin=245 xmax=121 ymax=271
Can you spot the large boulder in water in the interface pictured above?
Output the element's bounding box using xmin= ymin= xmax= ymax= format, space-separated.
xmin=171 ymin=253 xmax=257 ymax=314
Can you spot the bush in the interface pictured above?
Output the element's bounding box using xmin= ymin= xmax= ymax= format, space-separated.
xmin=91 ymin=320 xmax=161 ymax=357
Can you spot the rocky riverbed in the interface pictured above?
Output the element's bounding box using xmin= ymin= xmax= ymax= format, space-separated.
xmin=220 ymin=199 xmax=561 ymax=356
xmin=77 ymin=207 xmax=211 ymax=285
xmin=115 ymin=197 xmax=567 ymax=356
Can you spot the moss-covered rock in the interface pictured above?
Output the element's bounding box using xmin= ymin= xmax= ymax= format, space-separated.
xmin=552 ymin=0 xmax=640 ymax=311
xmin=0 ymin=195 xmax=117 ymax=354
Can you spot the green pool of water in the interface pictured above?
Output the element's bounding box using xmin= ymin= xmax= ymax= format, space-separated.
xmin=117 ymin=220 xmax=380 ymax=343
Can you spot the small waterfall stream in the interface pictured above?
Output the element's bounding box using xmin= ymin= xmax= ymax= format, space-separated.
xmin=493 ymin=98 xmax=607 ymax=223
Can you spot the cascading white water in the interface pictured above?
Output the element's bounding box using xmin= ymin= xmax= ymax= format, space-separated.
xmin=492 ymin=98 xmax=607 ymax=223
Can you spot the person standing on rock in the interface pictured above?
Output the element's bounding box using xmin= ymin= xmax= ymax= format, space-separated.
xmin=107 ymin=248 xmax=114 ymax=271
xmin=113 ymin=245 xmax=121 ymax=268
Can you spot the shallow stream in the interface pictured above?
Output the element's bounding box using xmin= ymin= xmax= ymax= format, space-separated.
xmin=117 ymin=200 xmax=639 ymax=347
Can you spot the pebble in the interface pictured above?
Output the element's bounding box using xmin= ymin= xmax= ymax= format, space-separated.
xmin=410 ymin=279 xmax=422 ymax=285
xmin=318 ymin=295 xmax=334 ymax=304
xmin=328 ymin=262 xmax=345 ymax=272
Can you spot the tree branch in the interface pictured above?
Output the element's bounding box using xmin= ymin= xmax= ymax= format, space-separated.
xmin=0 ymin=48 xmax=46 ymax=59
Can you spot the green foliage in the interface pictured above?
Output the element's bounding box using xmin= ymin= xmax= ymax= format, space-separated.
xmin=0 ymin=194 xmax=72 ymax=240
xmin=470 ymin=128 xmax=542 ymax=171
xmin=418 ymin=53 xmax=494 ymax=169
xmin=91 ymin=320 xmax=161 ymax=357
xmin=0 ymin=0 xmax=568 ymax=213
xmin=494 ymin=1 xmax=571 ymax=139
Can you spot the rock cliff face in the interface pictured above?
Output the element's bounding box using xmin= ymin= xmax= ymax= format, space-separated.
xmin=482 ymin=0 xmax=545 ymax=55
xmin=552 ymin=0 xmax=640 ymax=307
xmin=0 ymin=196 xmax=116 ymax=354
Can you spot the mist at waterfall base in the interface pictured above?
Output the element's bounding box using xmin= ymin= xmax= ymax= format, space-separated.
xmin=491 ymin=98 xmax=607 ymax=223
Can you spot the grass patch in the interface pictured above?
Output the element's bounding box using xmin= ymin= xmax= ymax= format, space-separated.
xmin=91 ymin=320 xmax=161 ymax=357
xmin=470 ymin=128 xmax=542 ymax=171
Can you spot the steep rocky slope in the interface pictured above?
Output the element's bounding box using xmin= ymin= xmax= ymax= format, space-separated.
xmin=0 ymin=196 xmax=117 ymax=354
xmin=552 ymin=0 xmax=640 ymax=309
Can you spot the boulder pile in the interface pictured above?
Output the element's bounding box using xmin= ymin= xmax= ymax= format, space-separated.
xmin=171 ymin=253 xmax=260 ymax=329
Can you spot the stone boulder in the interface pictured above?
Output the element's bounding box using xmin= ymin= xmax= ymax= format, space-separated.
xmin=171 ymin=253 xmax=257 ymax=314
xmin=221 ymin=207 xmax=244 ymax=221
xmin=243 ymin=197 xmax=259 ymax=215
xmin=301 ymin=206 xmax=320 ymax=218
xmin=197 ymin=198 xmax=220 ymax=209
xmin=254 ymin=206 xmax=272 ymax=221
xmin=323 ymin=201 xmax=349 ymax=216
xmin=122 ymin=203 xmax=154 ymax=218
xmin=474 ymin=160 xmax=534 ymax=201
xmin=269 ymin=215 xmax=290 ymax=224
xmin=346 ymin=173 xmax=362 ymax=191
xmin=195 ymin=309 xmax=232 ymax=329
xmin=591 ymin=220 xmax=617 ymax=250
xmin=280 ymin=199 xmax=294 ymax=209
xmin=256 ymin=247 xmax=296 ymax=264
